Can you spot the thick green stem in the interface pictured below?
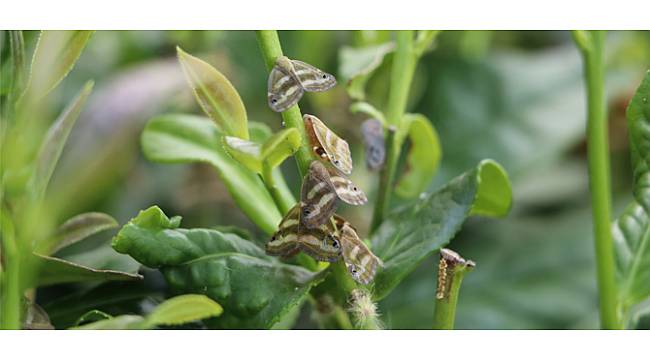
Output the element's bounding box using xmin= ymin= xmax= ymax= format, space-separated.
xmin=370 ymin=31 xmax=417 ymax=232
xmin=432 ymin=249 xmax=474 ymax=330
xmin=0 ymin=215 xmax=21 ymax=329
xmin=255 ymin=30 xmax=313 ymax=177
xmin=261 ymin=165 xmax=294 ymax=215
xmin=574 ymin=30 xmax=621 ymax=329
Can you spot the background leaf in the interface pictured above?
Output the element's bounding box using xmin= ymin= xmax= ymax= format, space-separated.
xmin=177 ymin=47 xmax=248 ymax=139
xmin=223 ymin=136 xmax=262 ymax=173
xmin=141 ymin=114 xmax=280 ymax=234
xmin=395 ymin=113 xmax=442 ymax=198
xmin=112 ymin=206 xmax=325 ymax=329
xmin=142 ymin=294 xmax=223 ymax=327
xmin=371 ymin=159 xmax=512 ymax=300
xmin=28 ymin=81 xmax=94 ymax=201
xmin=48 ymin=212 xmax=118 ymax=254
xmin=23 ymin=31 xmax=94 ymax=99
xmin=30 ymin=253 xmax=142 ymax=287
xmin=613 ymin=70 xmax=650 ymax=322
xmin=339 ymin=42 xmax=394 ymax=100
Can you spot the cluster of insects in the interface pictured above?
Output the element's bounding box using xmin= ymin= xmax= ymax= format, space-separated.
xmin=264 ymin=56 xmax=385 ymax=285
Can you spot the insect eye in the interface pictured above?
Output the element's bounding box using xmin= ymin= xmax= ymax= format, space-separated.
xmin=353 ymin=187 xmax=358 ymax=191
xmin=271 ymin=236 xmax=276 ymax=241
xmin=351 ymin=268 xmax=358 ymax=274
xmin=303 ymin=209 xmax=311 ymax=215
xmin=334 ymin=160 xmax=340 ymax=164
xmin=322 ymin=74 xmax=327 ymax=79
xmin=272 ymin=99 xmax=278 ymax=104
xmin=332 ymin=239 xmax=340 ymax=248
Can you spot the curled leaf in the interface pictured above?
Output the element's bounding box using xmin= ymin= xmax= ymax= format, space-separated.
xmin=177 ymin=47 xmax=248 ymax=139
xmin=113 ymin=206 xmax=325 ymax=329
xmin=395 ymin=113 xmax=442 ymax=198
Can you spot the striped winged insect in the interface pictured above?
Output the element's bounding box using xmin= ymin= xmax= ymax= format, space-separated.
xmin=303 ymin=114 xmax=353 ymax=175
xmin=334 ymin=215 xmax=383 ymax=285
xmin=266 ymin=204 xmax=341 ymax=263
xmin=300 ymin=161 xmax=339 ymax=228
xmin=267 ymin=56 xmax=336 ymax=112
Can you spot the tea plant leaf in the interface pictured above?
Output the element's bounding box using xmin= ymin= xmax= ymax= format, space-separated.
xmin=261 ymin=128 xmax=301 ymax=169
xmin=48 ymin=212 xmax=118 ymax=255
xmin=29 ymin=81 xmax=94 ymax=201
xmin=371 ymin=159 xmax=512 ymax=300
xmin=223 ymin=136 xmax=262 ymax=173
xmin=71 ymin=295 xmax=222 ymax=329
xmin=395 ymin=113 xmax=442 ymax=199
xmin=141 ymin=114 xmax=280 ymax=234
xmin=613 ymin=70 xmax=650 ymax=321
xmin=177 ymin=47 xmax=248 ymax=139
xmin=339 ymin=42 xmax=394 ymax=100
xmin=112 ymin=206 xmax=325 ymax=329
xmin=71 ymin=315 xmax=144 ymax=330
xmin=74 ymin=310 xmax=112 ymax=326
xmin=30 ymin=253 xmax=143 ymax=287
xmin=23 ymin=31 xmax=94 ymax=99
xmin=143 ymin=294 xmax=223 ymax=327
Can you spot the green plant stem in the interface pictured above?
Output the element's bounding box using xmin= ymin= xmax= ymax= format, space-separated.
xmin=370 ymin=31 xmax=417 ymax=232
xmin=575 ymin=31 xmax=621 ymax=329
xmin=432 ymin=251 xmax=474 ymax=330
xmin=255 ymin=30 xmax=313 ymax=177
xmin=0 ymin=214 xmax=21 ymax=329
xmin=432 ymin=270 xmax=465 ymax=330
xmin=261 ymin=165 xmax=293 ymax=215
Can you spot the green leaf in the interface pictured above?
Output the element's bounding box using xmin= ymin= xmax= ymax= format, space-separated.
xmin=47 ymin=212 xmax=118 ymax=255
xmin=613 ymin=70 xmax=650 ymax=321
xmin=71 ymin=315 xmax=144 ymax=330
xmin=395 ymin=113 xmax=442 ymax=199
xmin=28 ymin=81 xmax=94 ymax=201
xmin=74 ymin=310 xmax=112 ymax=326
xmin=23 ymin=31 xmax=94 ymax=99
xmin=141 ymin=114 xmax=280 ymax=234
xmin=339 ymin=42 xmax=395 ymax=100
xmin=71 ymin=295 xmax=222 ymax=329
xmin=223 ymin=136 xmax=262 ymax=173
xmin=30 ymin=253 xmax=142 ymax=287
xmin=371 ymin=160 xmax=512 ymax=300
xmin=177 ymin=47 xmax=248 ymax=139
xmin=261 ymin=128 xmax=301 ymax=169
xmin=143 ymin=294 xmax=223 ymax=327
xmin=350 ymin=101 xmax=386 ymax=124
xmin=112 ymin=206 xmax=325 ymax=329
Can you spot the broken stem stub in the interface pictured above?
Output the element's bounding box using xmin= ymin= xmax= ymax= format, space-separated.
xmin=433 ymin=248 xmax=475 ymax=330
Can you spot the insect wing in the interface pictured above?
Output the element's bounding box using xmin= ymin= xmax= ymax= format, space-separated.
xmin=327 ymin=167 xmax=367 ymax=205
xmin=291 ymin=60 xmax=337 ymax=92
xmin=303 ymin=114 xmax=353 ymax=175
xmin=266 ymin=204 xmax=301 ymax=257
xmin=300 ymin=162 xmax=338 ymax=228
xmin=267 ymin=63 xmax=304 ymax=112
xmin=336 ymin=217 xmax=382 ymax=285
xmin=298 ymin=221 xmax=341 ymax=263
